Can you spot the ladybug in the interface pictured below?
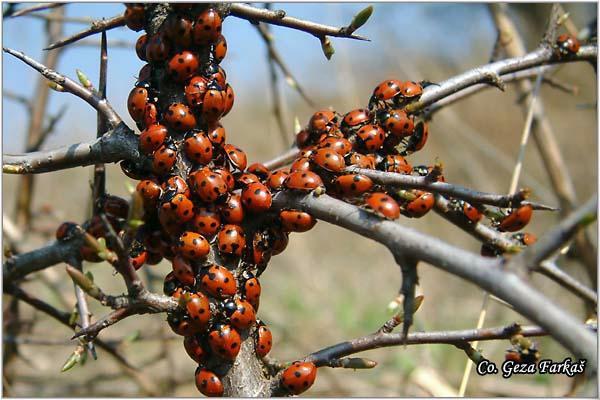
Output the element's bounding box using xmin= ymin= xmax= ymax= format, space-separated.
xmin=346 ymin=152 xmax=375 ymax=169
xmin=284 ymin=171 xmax=324 ymax=192
xmin=152 ymin=143 xmax=177 ymax=175
xmin=241 ymin=183 xmax=272 ymax=213
xmin=190 ymin=168 xmax=229 ymax=203
xmin=281 ymin=361 xmax=317 ymax=395
xmin=405 ymin=191 xmax=435 ymax=218
xmin=208 ymin=323 xmax=241 ymax=360
xmin=356 ymin=124 xmax=386 ymax=152
xmin=334 ymin=174 xmax=373 ymax=197
xmin=380 ymin=108 xmax=414 ymax=137
xmin=163 ymin=175 xmax=191 ymax=198
xmin=168 ymin=312 xmax=205 ymax=336
xmin=311 ymin=147 xmax=346 ymax=173
xmin=279 ymin=210 xmax=317 ymax=232
xmin=255 ymin=323 xmax=272 ymax=358
xmin=222 ymin=298 xmax=256 ymax=330
xmin=120 ymin=160 xmax=146 ymax=180
xmin=378 ymin=155 xmax=412 ymax=174
xmin=207 ymin=122 xmax=226 ymax=146
xmin=164 ymin=103 xmax=196 ymax=132
xmin=399 ymin=81 xmax=423 ymax=99
xmin=505 ymin=349 xmax=522 ymax=363
xmin=163 ymin=271 xmax=179 ymax=296
xmin=364 ymin=192 xmax=400 ymax=220
xmin=213 ymin=34 xmax=228 ymax=63
xmin=195 ymin=368 xmax=224 ymax=397
xmin=162 ymin=14 xmax=193 ymax=48
xmin=296 ymin=129 xmax=313 ymax=148
xmin=160 ymin=192 xmax=195 ymax=223
xmin=217 ymin=224 xmax=246 ymax=257
xmin=498 ymin=204 xmax=533 ymax=232
xmin=250 ymin=231 xmax=272 ymax=268
xmin=101 ymin=195 xmax=129 ymax=219
xmin=236 ymin=173 xmax=260 ymax=189
xmin=176 ymin=231 xmax=210 ymax=260
xmin=184 ymin=335 xmax=207 ymax=364
xmin=145 ymin=32 xmax=171 ymax=62
xmin=213 ymin=167 xmax=236 ymax=191
xmin=137 ymin=63 xmax=151 ymax=83
xmin=369 ymin=79 xmax=403 ymax=108
xmin=267 ymin=169 xmax=290 ymax=191
xmin=219 ymin=194 xmax=245 ymax=224
xmin=172 ymin=255 xmax=196 ymax=286
xmin=124 ymin=4 xmax=144 ymax=31
xmin=200 ymin=264 xmax=237 ymax=298
xmin=139 ymin=124 xmax=167 ymax=155
xmin=127 ymin=86 xmax=150 ymax=122
xmin=191 ymin=207 xmax=221 ymax=237
xmin=129 ymin=241 xmax=147 ymax=270
xmin=223 ymin=144 xmax=247 ymax=172
xmin=240 ymin=271 xmax=261 ymax=309
xmin=247 ymin=163 xmax=270 ymax=181
xmin=167 ymin=51 xmax=199 ymax=83
xmin=203 ymin=63 xmax=227 ymax=88
xmin=341 ymin=108 xmax=371 ymax=133
xmin=56 ymin=222 xmax=79 ymax=241
xmin=202 ymin=85 xmax=227 ymax=122
xmin=185 ymin=76 xmax=209 ymax=109
xmin=556 ymin=34 xmax=580 ymax=55
xmin=463 ymin=202 xmax=483 ymax=223
xmin=142 ymin=102 xmax=159 ymax=128
xmin=268 ymin=227 xmax=289 ymax=256
xmin=513 ymin=232 xmax=537 ymax=246
xmin=401 ymin=121 xmax=429 ymax=155
xmin=135 ymin=34 xmax=147 ymax=61
xmin=186 ymin=292 xmax=211 ymax=329
xmin=193 ymin=8 xmax=222 ymax=45
xmin=290 ymin=157 xmax=312 ymax=172
xmin=308 ymin=110 xmax=338 ymax=134
xmin=184 ymin=130 xmax=213 ymax=165
xmin=222 ymin=83 xmax=235 ymax=117
xmin=318 ymin=136 xmax=352 ymax=156
xmin=145 ymin=251 xmax=163 ymax=266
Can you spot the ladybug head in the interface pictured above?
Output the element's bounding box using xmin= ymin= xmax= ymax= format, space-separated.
xmin=221 ymin=300 xmax=237 ymax=315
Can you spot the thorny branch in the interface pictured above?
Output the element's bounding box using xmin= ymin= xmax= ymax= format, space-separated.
xmin=44 ymin=15 xmax=126 ymax=51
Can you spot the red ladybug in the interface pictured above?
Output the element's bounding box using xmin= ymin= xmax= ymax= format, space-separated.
xmin=163 ymin=14 xmax=193 ymax=48
xmin=255 ymin=323 xmax=272 ymax=358
xmin=184 ymin=131 xmax=213 ymax=165
xmin=279 ymin=210 xmax=317 ymax=232
xmin=160 ymin=192 xmax=195 ymax=223
xmin=186 ymin=292 xmax=211 ymax=329
xmin=236 ymin=173 xmax=260 ymax=189
xmin=247 ymin=163 xmax=270 ymax=181
xmin=213 ymin=34 xmax=228 ymax=63
xmin=241 ymin=183 xmax=272 ymax=213
xmin=163 ymin=175 xmax=191 ymax=198
xmin=370 ymin=79 xmax=403 ymax=108
xmin=207 ymin=122 xmax=226 ymax=146
xmin=142 ymin=102 xmax=158 ymax=128
xmin=356 ymin=124 xmax=386 ymax=152
xmin=513 ymin=232 xmax=537 ymax=246
xmin=380 ymin=108 xmax=414 ymax=137
xmin=364 ymin=192 xmax=400 ymax=220
xmin=267 ymin=169 xmax=290 ymax=191
xmin=217 ymin=224 xmax=246 ymax=257
xmin=219 ymin=194 xmax=245 ymax=224
xmin=172 ymin=255 xmax=196 ymax=286
xmin=269 ymin=228 xmax=289 ymax=255
xmin=184 ymin=335 xmax=207 ymax=364
xmin=168 ymin=312 xmax=206 ymax=336
xmin=223 ymin=298 xmax=256 ymax=330
xmin=195 ymin=368 xmax=224 ymax=397
xmin=346 ymin=152 xmax=375 ymax=169
xmin=124 ymin=4 xmax=144 ymax=31
xmin=145 ymin=32 xmax=171 ymax=62
xmin=281 ymin=361 xmax=317 ymax=395
xmin=222 ymin=83 xmax=235 ymax=116
xmin=399 ymin=81 xmax=423 ymax=99
xmin=203 ymin=63 xmax=227 ymax=87
xmin=250 ymin=231 xmax=272 ymax=268
xmin=193 ymin=8 xmax=222 ymax=45
xmin=334 ymin=174 xmax=373 ymax=197
xmin=284 ymin=171 xmax=324 ymax=192
xmin=405 ymin=191 xmax=435 ymax=218
xmin=202 ymin=85 xmax=227 ymax=122
xmin=176 ymin=231 xmax=210 ymax=260
xmin=139 ymin=124 xmax=167 ymax=155
xmin=185 ymin=76 xmax=209 ymax=109
xmin=463 ymin=202 xmax=483 ymax=223
xmin=290 ymin=157 xmax=312 ymax=172
xmin=137 ymin=63 xmax=151 ymax=83
xmin=308 ymin=110 xmax=338 ymax=134
xmin=167 ymin=51 xmax=199 ymax=83
xmin=341 ymin=108 xmax=371 ymax=133
xmin=240 ymin=271 xmax=261 ymax=310
xmin=498 ymin=204 xmax=533 ymax=232
xmin=213 ymin=166 xmax=236 ymax=191
xmin=135 ymin=34 xmax=147 ymax=61
xmin=296 ymin=129 xmax=313 ymax=148
xmin=129 ymin=242 xmax=147 ymax=270
xmin=127 ymin=86 xmax=150 ymax=122
xmin=190 ymin=168 xmax=229 ymax=203
xmin=101 ymin=195 xmax=130 ymax=220
xmin=311 ymin=147 xmax=346 ymax=172
xmin=223 ymin=144 xmax=247 ymax=172
xmin=318 ymin=136 xmax=352 ymax=156
xmin=200 ymin=264 xmax=237 ymax=298
xmin=56 ymin=222 xmax=78 ymax=241
xmin=402 ymin=121 xmax=428 ymax=155
xmin=207 ymin=324 xmax=241 ymax=360
xmin=191 ymin=207 xmax=221 ymax=237
xmin=164 ymin=103 xmax=196 ymax=132
xmin=378 ymin=155 xmax=412 ymax=174
xmin=556 ymin=34 xmax=580 ymax=55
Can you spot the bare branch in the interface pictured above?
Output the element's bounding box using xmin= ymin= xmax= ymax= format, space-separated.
xmin=228 ymin=3 xmax=370 ymax=41
xmin=536 ymin=261 xmax=598 ymax=305
xmin=44 ymin=15 xmax=126 ymax=51
xmin=5 ymin=2 xmax=63 ymax=18
xmin=93 ymin=31 xmax=108 ymax=214
xmin=262 ymin=146 xmax=300 ymax=170
xmin=271 ymin=191 xmax=597 ymax=365
xmin=4 ymin=90 xmax=33 ymax=111
xmin=23 ymin=12 xmax=95 ymax=24
xmin=3 ymin=46 xmax=121 ymax=127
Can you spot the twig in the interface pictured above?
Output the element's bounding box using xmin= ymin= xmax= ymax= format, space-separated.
xmin=93 ymin=31 xmax=108 ymax=215
xmin=5 ymin=2 xmax=63 ymax=18
xmin=73 ymin=39 xmax=135 ymax=49
xmin=72 ymin=266 xmax=97 ymax=359
xmin=44 ymin=15 xmax=126 ymax=51
xmin=228 ymin=3 xmax=369 ymax=41
xmin=262 ymin=146 xmax=300 ymax=170
xmin=3 ymin=47 xmax=121 ymax=127
xmin=347 ymin=166 xmax=556 ymax=210
xmin=536 ymin=261 xmax=598 ymax=305
xmin=4 ymin=90 xmax=32 ymax=111
xmin=271 ymin=191 xmax=597 ymax=365
xmin=35 ymin=105 xmax=68 ymax=149
xmin=3 ymin=123 xmax=139 ymax=175
xmin=23 ymin=12 xmax=95 ymax=24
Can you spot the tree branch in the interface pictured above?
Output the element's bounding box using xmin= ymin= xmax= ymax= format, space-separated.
xmin=262 ymin=146 xmax=300 ymax=170
xmin=5 ymin=2 xmax=63 ymax=18
xmin=536 ymin=261 xmax=598 ymax=305
xmin=44 ymin=15 xmax=126 ymax=51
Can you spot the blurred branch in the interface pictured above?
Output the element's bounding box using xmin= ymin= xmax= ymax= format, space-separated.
xmin=5 ymin=2 xmax=63 ymax=18
xmin=24 ymin=12 xmax=95 ymax=24
xmin=93 ymin=32 xmax=108 ymax=215
xmin=73 ymin=39 xmax=135 ymax=49
xmin=4 ymin=90 xmax=33 ymax=111
xmin=228 ymin=3 xmax=370 ymax=41
xmin=262 ymin=146 xmax=300 ymax=170
xmin=45 ymin=15 xmax=126 ymax=51
xmin=3 ymin=47 xmax=121 ymax=127
xmin=271 ymin=191 xmax=597 ymax=365
xmin=536 ymin=261 xmax=598 ymax=305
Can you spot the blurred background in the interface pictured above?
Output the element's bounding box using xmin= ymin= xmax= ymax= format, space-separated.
xmin=2 ymin=2 xmax=597 ymax=397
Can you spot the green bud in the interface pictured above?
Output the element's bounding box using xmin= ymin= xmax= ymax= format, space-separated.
xmin=348 ymin=6 xmax=373 ymax=34
xmin=320 ymin=36 xmax=335 ymax=60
